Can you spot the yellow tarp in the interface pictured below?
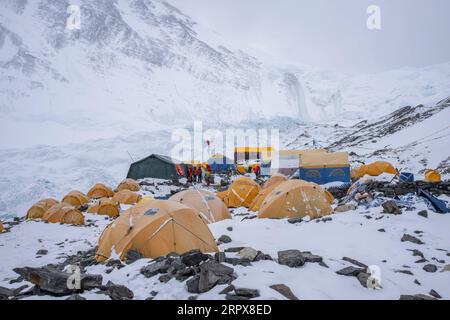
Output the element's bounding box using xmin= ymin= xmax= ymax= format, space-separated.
xmin=301 ymin=152 xmax=350 ymax=168
xmin=351 ymin=161 xmax=397 ymax=179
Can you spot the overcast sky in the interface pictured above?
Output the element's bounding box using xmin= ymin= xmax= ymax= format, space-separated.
xmin=170 ymin=0 xmax=450 ymax=74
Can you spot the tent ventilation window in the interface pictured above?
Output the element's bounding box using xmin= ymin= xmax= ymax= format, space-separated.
xmin=144 ymin=208 xmax=159 ymax=216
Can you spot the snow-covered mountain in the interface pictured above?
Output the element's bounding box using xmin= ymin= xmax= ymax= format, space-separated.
xmin=1 ymin=0 xmax=450 ymax=148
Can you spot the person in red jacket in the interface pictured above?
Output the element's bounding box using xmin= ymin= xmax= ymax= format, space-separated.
xmin=253 ymin=164 xmax=260 ymax=177
xmin=197 ymin=166 xmax=203 ymax=183
xmin=187 ymin=166 xmax=194 ymax=183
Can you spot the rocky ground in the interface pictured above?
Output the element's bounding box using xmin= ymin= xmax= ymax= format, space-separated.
xmin=1 ymin=177 xmax=449 ymax=300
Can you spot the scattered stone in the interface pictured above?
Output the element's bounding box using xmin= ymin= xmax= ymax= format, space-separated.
xmin=225 ymin=293 xmax=250 ymax=300
xmin=302 ymin=252 xmax=323 ymax=263
xmin=431 ymin=257 xmax=445 ymax=264
xmin=13 ymin=266 xmax=102 ymax=296
xmin=219 ymin=285 xmax=235 ymax=295
xmin=186 ymin=260 xmax=234 ymax=294
xmin=225 ymin=257 xmax=252 ymax=267
xmin=150 ymin=291 xmax=158 ymax=297
xmin=140 ymin=260 xmax=167 ymax=278
xmin=441 ymin=265 xmax=450 ymax=272
xmin=217 ymin=235 xmax=232 ymax=244
xmin=336 ymin=266 xmax=365 ymax=277
xmin=66 ymin=294 xmax=86 ymax=300
xmin=188 ymin=295 xmax=197 ymax=300
xmin=429 ymin=289 xmax=442 ymax=299
xmin=224 ymin=247 xmax=245 ymax=253
xmin=238 ymin=247 xmax=258 ymax=261
xmin=277 ymin=250 xmax=305 ymax=268
xmin=102 ymin=281 xmax=134 ymax=300
xmin=36 ymin=249 xmax=48 ymax=256
xmin=417 ymin=210 xmax=428 ymax=218
xmin=401 ymin=234 xmax=424 ymax=245
xmin=0 ymin=285 xmax=28 ymax=300
xmin=423 ymin=264 xmax=438 ymax=273
xmin=414 ymin=279 xmax=421 ymax=286
xmin=215 ymin=252 xmax=226 ymax=263
xmin=395 ymin=270 xmax=414 ymax=276
xmin=287 ymin=217 xmax=303 ymax=224
xmin=181 ymin=250 xmax=209 ymax=267
xmin=382 ymin=200 xmax=402 ymax=215
xmin=319 ymin=261 xmax=330 ymax=268
xmin=399 ymin=294 xmax=437 ymax=300
xmin=124 ymin=250 xmax=143 ymax=264
xmin=158 ymin=274 xmax=173 ymax=283
xmin=234 ymin=288 xmax=260 ymax=298
xmin=342 ymin=257 xmax=368 ymax=268
xmin=105 ymin=259 xmax=124 ymax=269
xmin=269 ymin=284 xmax=299 ymax=300
xmin=377 ymin=228 xmax=386 ymax=232
xmin=226 ymin=227 xmax=233 ymax=232
xmin=334 ymin=204 xmax=357 ymax=213
xmin=409 ymin=249 xmax=425 ymax=259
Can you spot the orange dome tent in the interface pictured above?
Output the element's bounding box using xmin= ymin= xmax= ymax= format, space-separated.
xmin=351 ymin=161 xmax=397 ymax=179
xmin=116 ymin=178 xmax=141 ymax=192
xmin=217 ymin=177 xmax=261 ymax=208
xmin=62 ymin=191 xmax=90 ymax=207
xmin=42 ymin=203 xmax=84 ymax=225
xmin=112 ymin=190 xmax=142 ymax=205
xmin=169 ymin=189 xmax=231 ymax=223
xmin=263 ymin=173 xmax=288 ymax=190
xmin=87 ymin=198 xmax=121 ymax=217
xmin=0 ymin=221 xmax=4 ymax=233
xmin=26 ymin=198 xmax=59 ymax=220
xmin=87 ymin=183 xmax=114 ymax=199
xmin=95 ymin=200 xmax=218 ymax=262
xmin=258 ymin=180 xmax=333 ymax=220
xmin=424 ymin=169 xmax=441 ymax=183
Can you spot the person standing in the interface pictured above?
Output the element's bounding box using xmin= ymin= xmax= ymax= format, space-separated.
xmin=197 ymin=165 xmax=202 ymax=183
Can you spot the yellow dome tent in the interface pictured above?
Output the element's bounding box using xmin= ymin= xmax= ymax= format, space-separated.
xmin=263 ymin=173 xmax=287 ymax=189
xmin=26 ymin=198 xmax=59 ymax=220
xmin=217 ymin=177 xmax=261 ymax=208
xmin=116 ymin=178 xmax=141 ymax=192
xmin=169 ymin=189 xmax=231 ymax=223
xmin=95 ymin=200 xmax=218 ymax=262
xmin=87 ymin=198 xmax=121 ymax=217
xmin=0 ymin=221 xmax=4 ymax=233
xmin=42 ymin=203 xmax=84 ymax=225
xmin=87 ymin=183 xmax=114 ymax=199
xmin=258 ymin=180 xmax=333 ymax=219
xmin=250 ymin=179 xmax=286 ymax=212
xmin=62 ymin=191 xmax=90 ymax=207
xmin=112 ymin=190 xmax=142 ymax=205
xmin=424 ymin=169 xmax=441 ymax=183
xmin=351 ymin=161 xmax=397 ymax=179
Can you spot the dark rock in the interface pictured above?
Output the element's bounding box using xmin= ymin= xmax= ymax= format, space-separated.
xmin=356 ymin=272 xmax=370 ymax=288
xmin=377 ymin=228 xmax=386 ymax=232
xmin=287 ymin=218 xmax=303 ymax=224
xmin=225 ymin=257 xmax=252 ymax=267
xmin=36 ymin=249 xmax=48 ymax=256
xmin=188 ymin=295 xmax=198 ymax=300
xmin=408 ymin=249 xmax=425 ymax=259
xmin=186 ymin=260 xmax=235 ymax=293
xmin=65 ymin=294 xmax=86 ymax=300
xmin=103 ymin=281 xmax=134 ymax=300
xmin=429 ymin=289 xmax=442 ymax=299
xmin=269 ymin=284 xmax=299 ymax=300
xmin=226 ymin=227 xmax=233 ymax=231
xmin=417 ymin=210 xmax=428 ymax=218
xmin=219 ymin=285 xmax=235 ymax=295
xmin=225 ymin=294 xmax=250 ymax=300
xmin=423 ymin=264 xmax=438 ymax=273
xmin=319 ymin=261 xmax=330 ymax=268
xmin=218 ymin=235 xmax=232 ymax=244
xmin=395 ymin=270 xmax=414 ymax=276
xmin=301 ymin=252 xmax=323 ymax=263
xmin=342 ymin=257 xmax=368 ymax=268
xmin=382 ymin=201 xmax=402 ymax=215
xmin=224 ymin=247 xmax=245 ymax=253
xmin=431 ymin=257 xmax=445 ymax=264
xmin=0 ymin=285 xmax=28 ymax=300
xmin=277 ymin=250 xmax=306 ymax=268
xmin=140 ymin=260 xmax=168 ymax=278
xmin=336 ymin=266 xmax=365 ymax=277
xmin=399 ymin=294 xmax=437 ymax=300
xmin=150 ymin=291 xmax=158 ymax=297
xmin=234 ymin=288 xmax=260 ymax=298
xmin=401 ymin=234 xmax=424 ymax=245
xmin=181 ymin=250 xmax=209 ymax=267
xmin=105 ymin=259 xmax=124 ymax=269
xmin=124 ymin=250 xmax=143 ymax=264
xmin=158 ymin=274 xmax=173 ymax=283
xmin=414 ymin=279 xmax=421 ymax=286
xmin=13 ymin=266 xmax=102 ymax=296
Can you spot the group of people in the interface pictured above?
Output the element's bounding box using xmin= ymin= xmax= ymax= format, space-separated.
xmin=187 ymin=164 xmax=213 ymax=186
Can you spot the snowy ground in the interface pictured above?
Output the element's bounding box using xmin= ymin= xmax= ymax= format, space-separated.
xmin=1 ymin=181 xmax=449 ymax=300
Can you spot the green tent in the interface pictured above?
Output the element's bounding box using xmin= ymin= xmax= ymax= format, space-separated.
xmin=127 ymin=154 xmax=185 ymax=180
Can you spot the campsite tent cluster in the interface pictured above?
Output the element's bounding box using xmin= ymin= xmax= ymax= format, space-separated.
xmin=13 ymin=147 xmax=446 ymax=264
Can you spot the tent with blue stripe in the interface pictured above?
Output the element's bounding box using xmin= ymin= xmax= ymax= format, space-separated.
xmin=299 ymin=151 xmax=351 ymax=185
xmin=207 ymin=154 xmax=235 ymax=172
